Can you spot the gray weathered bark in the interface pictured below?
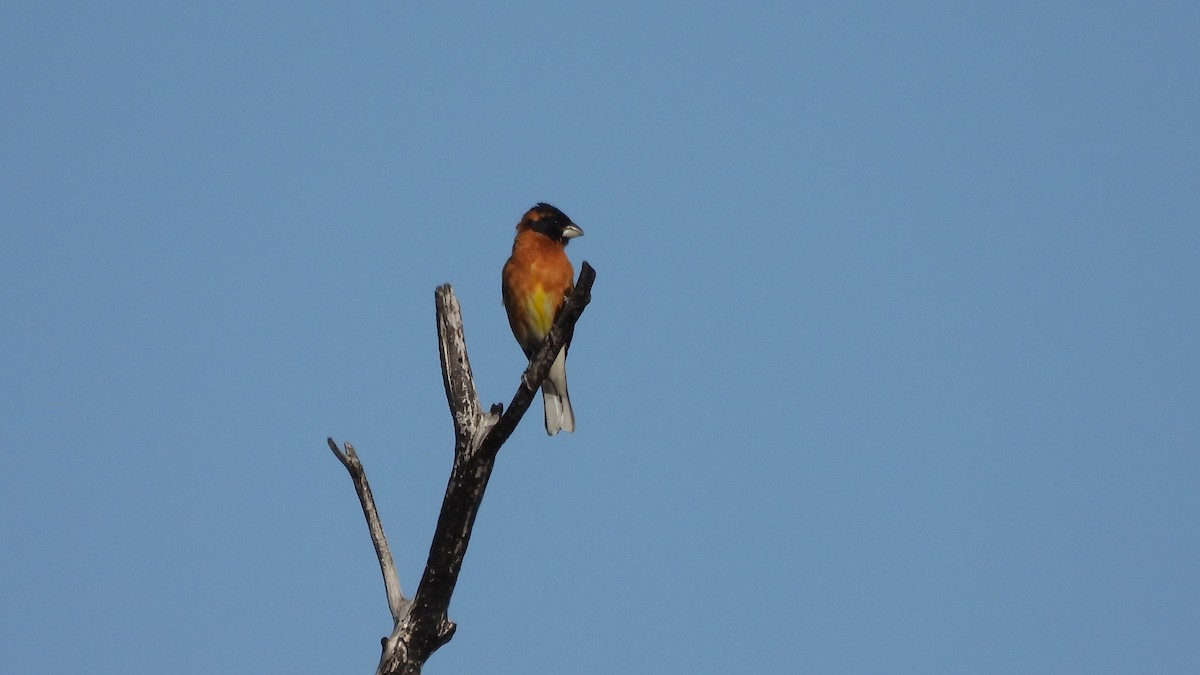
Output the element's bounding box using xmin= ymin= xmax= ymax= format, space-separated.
xmin=328 ymin=262 xmax=595 ymax=674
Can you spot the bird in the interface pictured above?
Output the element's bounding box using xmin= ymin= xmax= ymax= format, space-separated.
xmin=501 ymin=203 xmax=584 ymax=435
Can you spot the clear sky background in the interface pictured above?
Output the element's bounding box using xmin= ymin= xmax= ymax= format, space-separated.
xmin=2 ymin=3 xmax=1197 ymax=674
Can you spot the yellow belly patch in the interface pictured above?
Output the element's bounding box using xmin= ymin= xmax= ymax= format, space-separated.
xmin=525 ymin=287 xmax=556 ymax=339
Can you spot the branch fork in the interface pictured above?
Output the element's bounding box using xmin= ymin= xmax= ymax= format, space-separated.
xmin=329 ymin=262 xmax=595 ymax=674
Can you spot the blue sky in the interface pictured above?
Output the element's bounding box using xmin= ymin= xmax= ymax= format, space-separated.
xmin=2 ymin=2 xmax=1197 ymax=673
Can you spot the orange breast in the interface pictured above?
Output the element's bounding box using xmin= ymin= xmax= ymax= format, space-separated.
xmin=503 ymin=232 xmax=575 ymax=353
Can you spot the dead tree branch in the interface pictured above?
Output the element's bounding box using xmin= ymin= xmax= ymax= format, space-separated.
xmin=328 ymin=262 xmax=595 ymax=675
xmin=327 ymin=439 xmax=409 ymax=624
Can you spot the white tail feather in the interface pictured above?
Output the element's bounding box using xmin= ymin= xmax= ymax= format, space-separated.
xmin=541 ymin=347 xmax=574 ymax=435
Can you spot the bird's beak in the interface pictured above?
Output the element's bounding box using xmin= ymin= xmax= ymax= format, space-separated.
xmin=561 ymin=223 xmax=584 ymax=239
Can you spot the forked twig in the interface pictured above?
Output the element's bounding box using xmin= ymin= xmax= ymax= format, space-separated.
xmin=329 ymin=262 xmax=596 ymax=674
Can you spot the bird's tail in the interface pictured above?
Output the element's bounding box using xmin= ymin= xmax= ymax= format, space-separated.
xmin=542 ymin=346 xmax=574 ymax=435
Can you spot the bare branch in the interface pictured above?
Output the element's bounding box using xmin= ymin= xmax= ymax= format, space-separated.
xmin=434 ymin=285 xmax=499 ymax=452
xmin=327 ymin=438 xmax=409 ymax=624
xmin=330 ymin=261 xmax=596 ymax=674
xmin=434 ymin=287 xmax=490 ymax=441
xmin=403 ymin=262 xmax=595 ymax=660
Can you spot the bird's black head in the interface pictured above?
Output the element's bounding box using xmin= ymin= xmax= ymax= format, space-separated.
xmin=519 ymin=202 xmax=584 ymax=243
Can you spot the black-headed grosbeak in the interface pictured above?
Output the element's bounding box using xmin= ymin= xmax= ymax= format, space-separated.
xmin=501 ymin=203 xmax=584 ymax=435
